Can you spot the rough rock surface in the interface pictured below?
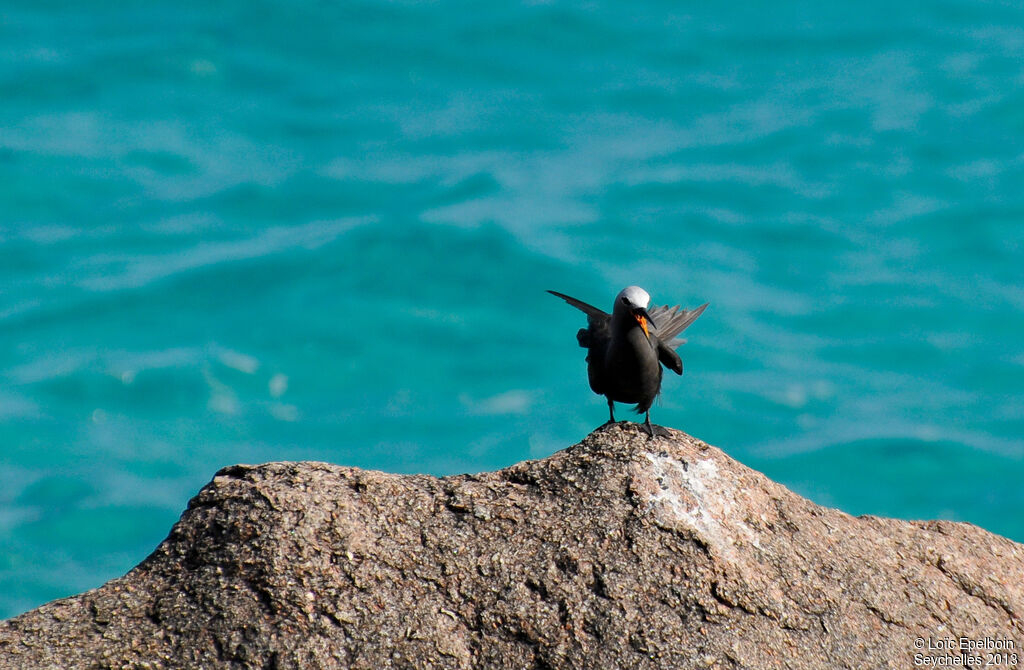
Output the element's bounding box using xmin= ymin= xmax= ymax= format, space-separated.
xmin=1 ymin=424 xmax=1022 ymax=669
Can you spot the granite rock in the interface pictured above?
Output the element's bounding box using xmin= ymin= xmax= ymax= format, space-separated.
xmin=2 ymin=424 xmax=1022 ymax=669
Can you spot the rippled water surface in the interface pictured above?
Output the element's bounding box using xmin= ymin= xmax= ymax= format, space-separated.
xmin=2 ymin=0 xmax=1023 ymax=618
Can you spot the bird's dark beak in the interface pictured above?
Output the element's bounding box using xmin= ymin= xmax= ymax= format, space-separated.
xmin=633 ymin=308 xmax=655 ymax=337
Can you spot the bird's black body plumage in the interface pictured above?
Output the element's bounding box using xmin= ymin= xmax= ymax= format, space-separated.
xmin=549 ymin=287 xmax=708 ymax=436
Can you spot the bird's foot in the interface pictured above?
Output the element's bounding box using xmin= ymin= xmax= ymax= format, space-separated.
xmin=649 ymin=424 xmax=671 ymax=439
xmin=642 ymin=414 xmax=670 ymax=440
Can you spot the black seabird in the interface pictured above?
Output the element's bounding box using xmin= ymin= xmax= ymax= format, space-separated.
xmin=548 ymin=286 xmax=708 ymax=438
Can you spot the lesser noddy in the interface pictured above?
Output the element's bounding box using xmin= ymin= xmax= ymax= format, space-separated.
xmin=548 ymin=286 xmax=708 ymax=438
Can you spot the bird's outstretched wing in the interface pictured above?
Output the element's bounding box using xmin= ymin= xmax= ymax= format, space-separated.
xmin=547 ymin=290 xmax=611 ymax=350
xmin=546 ymin=290 xmax=609 ymax=321
xmin=649 ymin=302 xmax=709 ymax=349
xmin=548 ymin=290 xmax=612 ymax=394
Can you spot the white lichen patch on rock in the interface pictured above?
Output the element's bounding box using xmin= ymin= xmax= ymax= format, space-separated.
xmin=640 ymin=452 xmax=758 ymax=562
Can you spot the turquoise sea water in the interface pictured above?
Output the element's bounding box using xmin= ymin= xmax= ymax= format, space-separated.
xmin=2 ymin=0 xmax=1023 ymax=618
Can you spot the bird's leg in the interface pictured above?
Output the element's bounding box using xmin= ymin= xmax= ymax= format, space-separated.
xmin=643 ymin=411 xmax=655 ymax=438
xmin=643 ymin=411 xmax=669 ymax=439
xmin=601 ymin=398 xmax=617 ymax=427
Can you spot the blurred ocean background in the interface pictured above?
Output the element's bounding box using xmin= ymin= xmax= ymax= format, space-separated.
xmin=2 ymin=0 xmax=1023 ymax=619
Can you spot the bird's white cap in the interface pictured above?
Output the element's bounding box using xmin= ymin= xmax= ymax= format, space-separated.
xmin=617 ymin=286 xmax=651 ymax=309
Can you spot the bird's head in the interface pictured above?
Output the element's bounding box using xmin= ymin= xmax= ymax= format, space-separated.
xmin=614 ymin=285 xmax=655 ymax=337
